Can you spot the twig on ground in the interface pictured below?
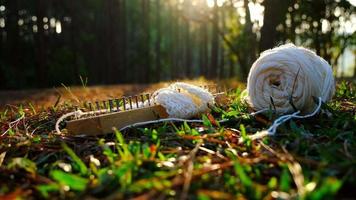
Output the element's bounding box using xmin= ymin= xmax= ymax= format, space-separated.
xmin=1 ymin=114 xmax=25 ymax=136
xmin=180 ymin=142 xmax=202 ymax=200
xmin=260 ymin=142 xmax=306 ymax=197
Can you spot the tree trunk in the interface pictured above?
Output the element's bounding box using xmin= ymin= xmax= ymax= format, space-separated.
xmin=219 ymin=6 xmax=226 ymax=79
xmin=185 ymin=20 xmax=192 ymax=78
xmin=237 ymin=0 xmax=257 ymax=80
xmin=36 ymin=0 xmax=48 ymax=87
xmin=142 ymin=0 xmax=151 ymax=82
xmin=6 ymin=0 xmax=20 ymax=87
xmin=210 ymin=0 xmax=219 ymax=79
xmin=103 ymin=0 xmax=121 ymax=84
xmin=169 ymin=2 xmax=177 ymax=79
xmin=155 ymin=0 xmax=161 ymax=82
xmin=259 ymin=0 xmax=294 ymax=52
xmin=200 ymin=22 xmax=208 ymax=77
xmin=118 ymin=0 xmax=128 ymax=83
xmin=67 ymin=1 xmax=81 ymax=84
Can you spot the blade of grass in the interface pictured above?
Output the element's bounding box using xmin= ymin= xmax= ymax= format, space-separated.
xmin=61 ymin=142 xmax=88 ymax=176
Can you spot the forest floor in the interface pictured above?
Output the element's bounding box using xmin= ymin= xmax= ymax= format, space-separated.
xmin=0 ymin=80 xmax=355 ymax=200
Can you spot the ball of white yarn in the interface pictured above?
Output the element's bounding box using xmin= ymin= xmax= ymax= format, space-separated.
xmin=247 ymin=44 xmax=335 ymax=114
xmin=152 ymin=82 xmax=214 ymax=118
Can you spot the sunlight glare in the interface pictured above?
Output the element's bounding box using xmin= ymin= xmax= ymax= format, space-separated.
xmin=206 ymin=0 xmax=225 ymax=8
xmin=248 ymin=2 xmax=264 ymax=27
xmin=55 ymin=21 xmax=62 ymax=34
xmin=0 ymin=18 xmax=5 ymax=28
xmin=339 ymin=14 xmax=356 ymax=34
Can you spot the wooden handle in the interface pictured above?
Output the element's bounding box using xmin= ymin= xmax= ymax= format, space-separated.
xmin=66 ymin=105 xmax=168 ymax=135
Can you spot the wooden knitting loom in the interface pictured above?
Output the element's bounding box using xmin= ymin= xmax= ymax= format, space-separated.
xmin=65 ymin=85 xmax=223 ymax=136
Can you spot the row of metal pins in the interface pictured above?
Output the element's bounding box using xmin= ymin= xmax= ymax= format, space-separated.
xmin=83 ymin=93 xmax=152 ymax=116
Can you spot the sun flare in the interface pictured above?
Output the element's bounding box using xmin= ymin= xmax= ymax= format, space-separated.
xmin=205 ymin=0 xmax=265 ymax=27
xmin=206 ymin=0 xmax=225 ymax=7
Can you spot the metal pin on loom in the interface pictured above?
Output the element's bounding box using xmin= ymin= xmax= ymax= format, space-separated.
xmin=88 ymin=102 xmax=93 ymax=111
xmin=140 ymin=94 xmax=145 ymax=106
xmin=134 ymin=96 xmax=139 ymax=108
xmin=146 ymin=94 xmax=151 ymax=106
xmin=74 ymin=106 xmax=79 ymax=119
xmin=122 ymin=97 xmax=127 ymax=110
xmin=95 ymin=101 xmax=100 ymax=113
xmin=87 ymin=102 xmax=93 ymax=116
xmin=128 ymin=96 xmax=133 ymax=109
xmin=108 ymin=99 xmax=114 ymax=112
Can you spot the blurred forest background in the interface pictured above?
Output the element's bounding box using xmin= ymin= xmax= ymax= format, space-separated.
xmin=0 ymin=0 xmax=355 ymax=89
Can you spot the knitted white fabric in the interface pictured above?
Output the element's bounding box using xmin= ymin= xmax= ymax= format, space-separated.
xmin=247 ymin=44 xmax=335 ymax=114
xmin=151 ymin=82 xmax=214 ymax=118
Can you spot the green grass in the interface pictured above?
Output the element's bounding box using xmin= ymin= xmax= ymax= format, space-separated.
xmin=0 ymin=82 xmax=355 ymax=199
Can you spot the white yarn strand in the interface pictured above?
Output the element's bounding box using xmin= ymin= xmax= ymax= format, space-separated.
xmin=239 ymin=97 xmax=322 ymax=143
xmin=121 ymin=97 xmax=323 ymax=134
xmin=55 ymin=110 xmax=83 ymax=135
